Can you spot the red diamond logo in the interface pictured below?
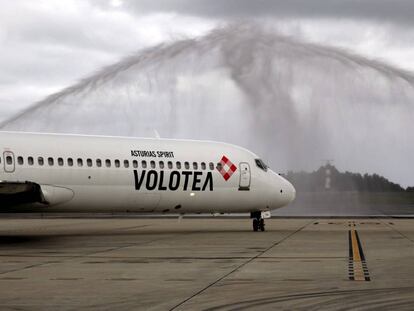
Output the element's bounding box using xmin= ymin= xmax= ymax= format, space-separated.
xmin=217 ymin=155 xmax=237 ymax=181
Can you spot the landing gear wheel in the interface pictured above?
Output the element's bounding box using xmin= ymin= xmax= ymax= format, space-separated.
xmin=259 ymin=218 xmax=265 ymax=232
xmin=253 ymin=219 xmax=259 ymax=231
xmin=251 ymin=212 xmax=265 ymax=232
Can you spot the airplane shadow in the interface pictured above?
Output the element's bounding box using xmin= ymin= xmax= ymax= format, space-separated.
xmin=0 ymin=235 xmax=56 ymax=245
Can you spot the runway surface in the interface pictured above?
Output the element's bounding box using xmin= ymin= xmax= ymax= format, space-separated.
xmin=0 ymin=218 xmax=413 ymax=310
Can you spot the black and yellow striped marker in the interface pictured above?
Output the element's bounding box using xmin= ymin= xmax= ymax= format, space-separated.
xmin=348 ymin=229 xmax=370 ymax=281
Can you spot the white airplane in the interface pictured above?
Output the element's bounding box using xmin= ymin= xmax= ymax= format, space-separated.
xmin=0 ymin=132 xmax=295 ymax=231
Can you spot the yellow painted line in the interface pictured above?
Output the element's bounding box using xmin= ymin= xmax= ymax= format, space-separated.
xmin=351 ymin=230 xmax=361 ymax=262
xmin=351 ymin=229 xmax=365 ymax=281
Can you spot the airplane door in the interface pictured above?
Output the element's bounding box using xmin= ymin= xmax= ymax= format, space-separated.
xmin=239 ymin=162 xmax=251 ymax=191
xmin=3 ymin=151 xmax=15 ymax=173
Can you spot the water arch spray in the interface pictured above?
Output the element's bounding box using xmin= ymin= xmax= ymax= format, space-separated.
xmin=1 ymin=24 xmax=414 ymax=186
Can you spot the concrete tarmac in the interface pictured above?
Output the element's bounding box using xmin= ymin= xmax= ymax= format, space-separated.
xmin=0 ymin=218 xmax=413 ymax=310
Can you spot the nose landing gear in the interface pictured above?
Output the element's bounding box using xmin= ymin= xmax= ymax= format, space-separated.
xmin=251 ymin=211 xmax=265 ymax=232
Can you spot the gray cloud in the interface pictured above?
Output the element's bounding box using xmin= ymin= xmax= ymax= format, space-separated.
xmin=0 ymin=1 xmax=214 ymax=122
xmin=117 ymin=0 xmax=414 ymax=25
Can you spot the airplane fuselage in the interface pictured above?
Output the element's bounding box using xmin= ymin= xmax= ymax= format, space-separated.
xmin=0 ymin=132 xmax=295 ymax=214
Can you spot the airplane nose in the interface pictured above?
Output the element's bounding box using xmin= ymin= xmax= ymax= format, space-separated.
xmin=286 ymin=181 xmax=296 ymax=204
xmin=270 ymin=171 xmax=296 ymax=208
xmin=278 ymin=176 xmax=296 ymax=206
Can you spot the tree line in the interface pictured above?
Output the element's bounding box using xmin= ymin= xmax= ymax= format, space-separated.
xmin=284 ymin=164 xmax=408 ymax=192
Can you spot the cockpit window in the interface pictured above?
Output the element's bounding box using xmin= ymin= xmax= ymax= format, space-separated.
xmin=255 ymin=159 xmax=268 ymax=172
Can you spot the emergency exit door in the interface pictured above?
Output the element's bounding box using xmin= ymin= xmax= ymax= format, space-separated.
xmin=239 ymin=162 xmax=251 ymax=191
xmin=3 ymin=151 xmax=15 ymax=173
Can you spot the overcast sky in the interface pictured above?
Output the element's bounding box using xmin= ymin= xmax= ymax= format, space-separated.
xmin=1 ymin=0 xmax=414 ymax=121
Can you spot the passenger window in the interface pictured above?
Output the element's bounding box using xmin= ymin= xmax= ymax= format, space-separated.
xmin=201 ymin=162 xmax=206 ymax=170
xmin=28 ymin=157 xmax=34 ymax=166
xmin=142 ymin=160 xmax=147 ymax=169
xmin=17 ymin=156 xmax=24 ymax=165
xmin=216 ymin=163 xmax=223 ymax=170
xmin=193 ymin=162 xmax=198 ymax=170
xmin=67 ymin=158 xmax=73 ymax=167
xmin=133 ymin=160 xmax=138 ymax=168
xmin=115 ymin=159 xmax=120 ymax=168
xmin=77 ymin=158 xmax=83 ymax=167
xmin=167 ymin=161 xmax=173 ymax=169
xmin=58 ymin=158 xmax=64 ymax=166
xmin=159 ymin=161 xmax=164 ymax=169
xmin=184 ymin=162 xmax=190 ymax=169
xmin=209 ymin=162 xmax=214 ymax=170
xmin=106 ymin=159 xmax=111 ymax=168
xmin=150 ymin=160 xmax=156 ymax=169
xmin=87 ymin=158 xmax=93 ymax=167
xmin=48 ymin=157 xmax=54 ymax=166
xmin=124 ymin=160 xmax=129 ymax=168
xmin=6 ymin=156 xmax=13 ymax=165
xmin=176 ymin=161 xmax=181 ymax=169
xmin=38 ymin=157 xmax=44 ymax=166
xmin=96 ymin=159 xmax=102 ymax=167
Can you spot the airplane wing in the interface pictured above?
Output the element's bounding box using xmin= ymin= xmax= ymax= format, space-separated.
xmin=0 ymin=181 xmax=45 ymax=206
xmin=0 ymin=181 xmax=74 ymax=208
